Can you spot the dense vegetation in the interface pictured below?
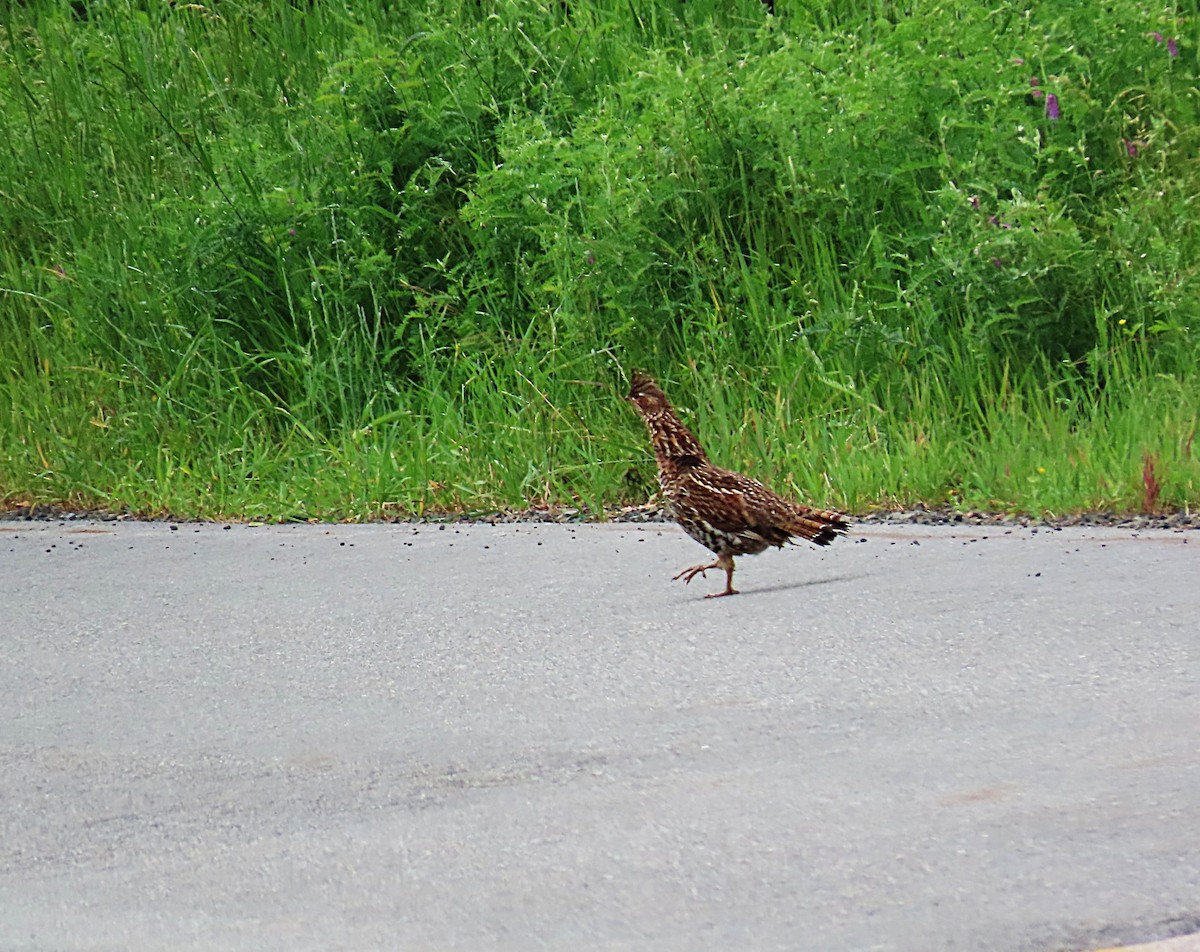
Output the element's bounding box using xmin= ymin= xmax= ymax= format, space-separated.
xmin=2 ymin=0 xmax=1197 ymax=519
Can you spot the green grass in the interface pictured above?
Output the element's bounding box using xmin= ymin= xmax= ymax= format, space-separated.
xmin=2 ymin=0 xmax=1198 ymax=520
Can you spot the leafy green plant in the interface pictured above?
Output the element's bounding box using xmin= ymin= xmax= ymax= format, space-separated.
xmin=1 ymin=0 xmax=1197 ymax=519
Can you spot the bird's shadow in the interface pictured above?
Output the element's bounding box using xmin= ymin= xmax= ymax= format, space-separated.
xmin=726 ymin=572 xmax=867 ymax=598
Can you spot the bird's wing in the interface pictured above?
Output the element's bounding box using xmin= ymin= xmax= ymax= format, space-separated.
xmin=678 ymin=465 xmax=798 ymax=537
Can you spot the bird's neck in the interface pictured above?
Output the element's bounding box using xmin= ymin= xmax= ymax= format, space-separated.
xmin=642 ymin=408 xmax=709 ymax=466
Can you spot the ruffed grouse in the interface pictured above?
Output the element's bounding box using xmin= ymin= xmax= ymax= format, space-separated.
xmin=627 ymin=371 xmax=850 ymax=598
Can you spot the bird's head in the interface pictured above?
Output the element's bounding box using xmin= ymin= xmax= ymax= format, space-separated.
xmin=626 ymin=371 xmax=669 ymax=414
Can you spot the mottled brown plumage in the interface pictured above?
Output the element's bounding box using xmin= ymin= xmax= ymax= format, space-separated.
xmin=627 ymin=371 xmax=850 ymax=598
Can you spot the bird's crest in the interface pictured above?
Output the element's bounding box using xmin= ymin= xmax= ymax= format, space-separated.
xmin=627 ymin=371 xmax=667 ymax=410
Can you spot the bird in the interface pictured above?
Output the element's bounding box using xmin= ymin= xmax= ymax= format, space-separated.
xmin=626 ymin=371 xmax=850 ymax=598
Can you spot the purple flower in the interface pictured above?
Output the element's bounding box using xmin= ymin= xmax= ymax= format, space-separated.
xmin=1012 ymin=57 xmax=1025 ymax=66
xmin=1168 ymin=37 xmax=1179 ymax=58
xmin=1045 ymin=94 xmax=1060 ymax=121
xmin=287 ymin=228 xmax=296 ymax=236
xmin=585 ymin=251 xmax=596 ymax=266
xmin=969 ymin=195 xmax=980 ymax=209
xmin=991 ymin=257 xmax=1004 ymax=269
xmin=1152 ymin=31 xmax=1165 ymax=44
xmin=1124 ymin=139 xmax=1138 ymax=157
xmin=1029 ymin=76 xmax=1044 ymax=99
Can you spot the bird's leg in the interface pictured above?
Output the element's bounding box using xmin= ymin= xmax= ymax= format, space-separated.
xmin=674 ymin=554 xmax=738 ymax=598
xmin=673 ymin=559 xmax=720 ymax=586
xmin=703 ymin=554 xmax=738 ymax=599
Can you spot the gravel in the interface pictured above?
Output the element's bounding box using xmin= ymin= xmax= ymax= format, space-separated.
xmin=4 ymin=501 xmax=1196 ymax=531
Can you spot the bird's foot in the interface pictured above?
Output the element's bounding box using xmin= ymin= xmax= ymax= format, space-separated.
xmin=673 ymin=562 xmax=718 ymax=585
xmin=704 ymin=587 xmax=739 ymax=599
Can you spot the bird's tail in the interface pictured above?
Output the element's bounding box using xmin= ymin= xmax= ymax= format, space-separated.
xmin=786 ymin=506 xmax=851 ymax=547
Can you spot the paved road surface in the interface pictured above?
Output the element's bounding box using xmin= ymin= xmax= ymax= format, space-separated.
xmin=1 ymin=520 xmax=1197 ymax=952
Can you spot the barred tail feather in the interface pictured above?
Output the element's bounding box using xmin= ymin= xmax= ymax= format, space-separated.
xmin=787 ymin=507 xmax=852 ymax=547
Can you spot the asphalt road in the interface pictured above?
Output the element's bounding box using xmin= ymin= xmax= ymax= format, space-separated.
xmin=1 ymin=519 xmax=1197 ymax=952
